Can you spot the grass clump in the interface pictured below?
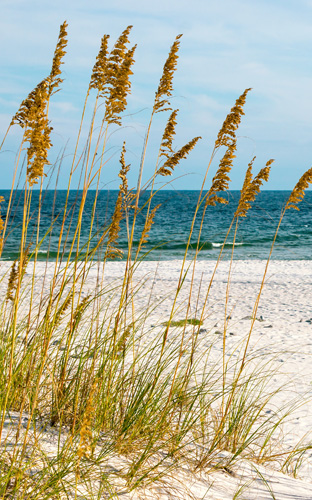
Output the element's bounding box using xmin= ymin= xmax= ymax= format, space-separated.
xmin=0 ymin=21 xmax=311 ymax=500
xmin=163 ymin=318 xmax=203 ymax=327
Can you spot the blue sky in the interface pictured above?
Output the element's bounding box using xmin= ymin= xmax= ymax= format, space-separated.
xmin=1 ymin=0 xmax=312 ymax=190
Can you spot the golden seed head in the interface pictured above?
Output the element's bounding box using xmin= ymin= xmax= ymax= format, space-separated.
xmin=140 ymin=204 xmax=161 ymax=247
xmin=160 ymin=109 xmax=179 ymax=159
xmin=157 ymin=136 xmax=201 ymax=176
xmin=47 ymin=21 xmax=68 ymax=95
xmin=90 ymin=26 xmax=135 ymax=125
xmin=108 ymin=25 xmax=133 ymax=68
xmin=89 ymin=34 xmax=110 ymax=92
xmin=12 ymin=22 xmax=67 ymax=127
xmin=215 ymin=88 xmax=252 ymax=149
xmin=105 ymin=43 xmax=136 ymax=125
xmin=206 ymin=90 xmax=252 ymax=208
xmin=107 ymin=191 xmax=123 ymax=259
xmin=205 ymin=142 xmax=237 ymax=207
xmin=12 ymin=79 xmax=47 ymax=128
xmin=234 ymin=158 xmax=273 ymax=217
xmin=77 ymin=380 xmax=97 ymax=459
xmin=12 ymin=79 xmax=52 ymax=186
xmin=154 ymin=34 xmax=182 ymax=113
xmin=6 ymin=260 xmax=18 ymax=302
xmin=285 ymin=167 xmax=312 ymax=211
xmin=118 ymin=142 xmax=132 ymax=210
xmin=11 ymin=24 xmax=66 ymax=185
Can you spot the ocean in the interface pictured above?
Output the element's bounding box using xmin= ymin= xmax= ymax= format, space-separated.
xmin=0 ymin=190 xmax=311 ymax=261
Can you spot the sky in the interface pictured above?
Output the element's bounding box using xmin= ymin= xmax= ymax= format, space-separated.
xmin=1 ymin=0 xmax=312 ymax=190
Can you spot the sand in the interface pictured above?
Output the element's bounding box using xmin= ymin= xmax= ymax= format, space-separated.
xmin=1 ymin=258 xmax=312 ymax=499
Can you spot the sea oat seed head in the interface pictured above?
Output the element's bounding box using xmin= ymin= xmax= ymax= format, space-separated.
xmin=118 ymin=142 xmax=133 ymax=212
xmin=47 ymin=21 xmax=68 ymax=95
xmin=107 ymin=191 xmax=123 ymax=259
xmin=157 ymin=136 xmax=201 ymax=176
xmin=6 ymin=260 xmax=18 ymax=302
xmin=285 ymin=167 xmax=312 ymax=211
xmin=89 ymin=34 xmax=110 ymax=93
xmin=140 ymin=204 xmax=161 ymax=247
xmin=160 ymin=109 xmax=179 ymax=159
xmin=154 ymin=34 xmax=183 ymax=113
xmin=77 ymin=380 xmax=97 ymax=459
xmin=205 ymin=90 xmax=252 ymax=207
xmin=235 ymin=157 xmax=273 ymax=217
xmin=105 ymin=44 xmax=137 ymax=125
xmin=205 ymin=143 xmax=238 ymax=207
xmin=215 ymin=88 xmax=252 ymax=149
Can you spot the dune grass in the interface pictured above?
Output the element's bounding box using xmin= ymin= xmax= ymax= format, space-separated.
xmin=0 ymin=21 xmax=312 ymax=499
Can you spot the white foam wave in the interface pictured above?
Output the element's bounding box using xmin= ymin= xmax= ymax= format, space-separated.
xmin=212 ymin=242 xmax=244 ymax=248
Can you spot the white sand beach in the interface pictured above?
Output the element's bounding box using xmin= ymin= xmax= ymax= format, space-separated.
xmin=1 ymin=258 xmax=312 ymax=499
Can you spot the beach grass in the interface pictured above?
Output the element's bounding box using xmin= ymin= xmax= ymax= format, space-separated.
xmin=0 ymin=21 xmax=312 ymax=499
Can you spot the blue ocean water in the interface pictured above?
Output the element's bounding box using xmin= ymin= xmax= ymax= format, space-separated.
xmin=0 ymin=190 xmax=311 ymax=261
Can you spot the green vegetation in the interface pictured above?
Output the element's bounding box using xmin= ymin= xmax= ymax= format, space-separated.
xmin=163 ymin=318 xmax=203 ymax=327
xmin=0 ymin=21 xmax=311 ymax=499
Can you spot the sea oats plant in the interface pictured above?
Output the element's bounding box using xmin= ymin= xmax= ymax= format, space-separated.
xmin=0 ymin=22 xmax=311 ymax=500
